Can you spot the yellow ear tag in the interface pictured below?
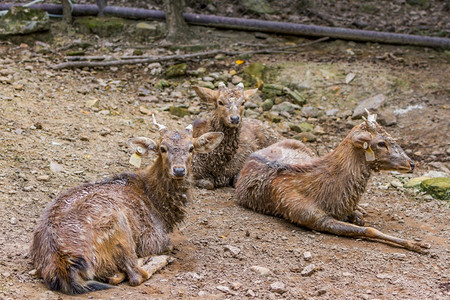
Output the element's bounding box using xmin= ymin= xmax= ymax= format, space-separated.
xmin=129 ymin=153 xmax=142 ymax=168
xmin=365 ymin=146 xmax=375 ymax=162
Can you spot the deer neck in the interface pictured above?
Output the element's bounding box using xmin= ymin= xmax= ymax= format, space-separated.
xmin=208 ymin=113 xmax=241 ymax=156
xmin=141 ymin=158 xmax=190 ymax=231
xmin=311 ymin=139 xmax=371 ymax=217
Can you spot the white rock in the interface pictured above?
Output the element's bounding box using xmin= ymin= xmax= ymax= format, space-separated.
xmin=270 ymin=281 xmax=286 ymax=294
xmin=303 ymin=251 xmax=312 ymax=261
xmin=250 ymin=265 xmax=271 ymax=276
xmin=224 ymin=245 xmax=241 ymax=257
xmin=301 ymin=264 xmax=316 ymax=277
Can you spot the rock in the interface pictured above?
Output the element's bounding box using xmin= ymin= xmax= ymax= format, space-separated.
xmin=250 ymin=265 xmax=271 ymax=276
xmin=326 ymin=108 xmax=339 ymax=116
xmin=36 ymin=175 xmax=50 ymax=182
xmin=197 ymin=81 xmax=214 ymax=89
xmin=299 ymin=122 xmax=314 ymax=132
xmin=261 ymin=99 xmax=274 ymax=111
xmin=420 ymin=177 xmax=450 ymax=200
xmin=224 ymin=245 xmax=241 ymax=257
xmin=423 ymin=171 xmax=448 ymax=178
xmin=135 ymin=21 xmax=164 ymax=40
xmin=246 ymin=289 xmax=256 ymax=297
xmin=243 ymin=62 xmax=266 ymax=86
xmin=301 ymin=106 xmax=319 ymax=118
xmin=216 ymin=285 xmax=237 ymax=295
xmin=244 ymin=101 xmax=259 ymax=109
xmin=390 ymin=179 xmax=403 ymax=189
xmin=270 ymin=282 xmax=286 ymax=294
xmin=231 ymin=281 xmax=242 ymax=290
xmin=10 ymin=217 xmax=17 ymax=225
xmin=376 ymin=273 xmax=392 ymax=279
xmin=284 ymin=88 xmax=307 ymax=106
xmin=392 ymin=253 xmax=406 ymax=260
xmin=75 ymin=16 xmax=130 ymax=37
xmin=140 ymin=255 xmax=171 ymax=278
xmin=231 ymin=75 xmax=243 ymax=84
xmin=165 ymin=63 xmax=187 ymax=78
xmin=85 ymin=99 xmax=99 ymax=108
xmin=352 ymin=94 xmax=387 ymax=119
xmin=301 ymin=264 xmax=316 ymax=276
xmin=313 ymin=125 xmax=325 ymax=135
xmin=303 ymin=251 xmax=312 ymax=261
xmin=242 ymin=0 xmax=274 ymax=15
xmin=272 ymin=102 xmax=300 ymax=113
xmin=148 ymin=62 xmax=161 ymax=70
xmin=446 ymin=148 xmax=450 ymax=156
xmin=139 ymin=106 xmax=152 ymax=115
xmin=262 ymin=83 xmax=284 ymax=97
xmin=0 ymin=7 xmax=50 ymax=37
xmin=378 ymin=108 xmax=397 ymax=126
xmin=289 ymin=123 xmax=302 ymax=133
xmin=342 ymin=272 xmax=353 ymax=277
xmin=28 ymin=269 xmax=37 ymax=276
xmin=49 ymin=161 xmax=64 ymax=173
xmin=202 ymin=76 xmax=214 ymax=82
xmin=169 ymin=106 xmax=190 ymax=118
xmin=295 ymin=132 xmax=317 ymax=142
xmin=404 ymin=176 xmax=431 ymax=188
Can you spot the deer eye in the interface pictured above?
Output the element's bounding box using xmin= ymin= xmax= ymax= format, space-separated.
xmin=218 ymin=100 xmax=224 ymax=106
xmin=241 ymin=101 xmax=245 ymax=106
xmin=378 ymin=141 xmax=387 ymax=148
xmin=188 ymin=145 xmax=194 ymax=152
xmin=160 ymin=146 xmax=167 ymax=153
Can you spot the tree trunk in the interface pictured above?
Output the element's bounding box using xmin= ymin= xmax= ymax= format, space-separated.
xmin=61 ymin=0 xmax=72 ymax=23
xmin=163 ymin=0 xmax=191 ymax=42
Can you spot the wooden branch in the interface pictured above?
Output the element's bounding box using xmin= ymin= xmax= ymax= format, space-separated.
xmin=51 ymin=37 xmax=329 ymax=70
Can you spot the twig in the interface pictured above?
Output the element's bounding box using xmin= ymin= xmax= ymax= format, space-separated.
xmin=51 ymin=37 xmax=329 ymax=70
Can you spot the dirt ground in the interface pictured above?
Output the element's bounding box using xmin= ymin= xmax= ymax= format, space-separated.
xmin=0 ymin=15 xmax=449 ymax=300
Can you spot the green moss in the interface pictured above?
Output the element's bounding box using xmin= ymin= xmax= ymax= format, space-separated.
xmin=165 ymin=63 xmax=187 ymax=78
xmin=406 ymin=0 xmax=430 ymax=9
xmin=75 ymin=17 xmax=129 ymax=37
xmin=0 ymin=6 xmax=49 ymax=36
xmin=421 ymin=177 xmax=450 ymax=200
xmin=169 ymin=106 xmax=190 ymax=118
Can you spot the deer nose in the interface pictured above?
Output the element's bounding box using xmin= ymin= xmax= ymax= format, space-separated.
xmin=230 ymin=116 xmax=240 ymax=124
xmin=409 ymin=162 xmax=415 ymax=172
xmin=173 ymin=167 xmax=186 ymax=177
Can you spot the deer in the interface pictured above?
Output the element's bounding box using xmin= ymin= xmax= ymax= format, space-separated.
xmin=236 ymin=111 xmax=429 ymax=253
xmin=30 ymin=115 xmax=224 ymax=294
xmin=192 ymin=82 xmax=281 ymax=189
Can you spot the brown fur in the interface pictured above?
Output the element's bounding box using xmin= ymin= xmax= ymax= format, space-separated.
xmin=30 ymin=123 xmax=223 ymax=294
xmin=236 ymin=116 xmax=429 ymax=253
xmin=192 ymin=83 xmax=281 ymax=189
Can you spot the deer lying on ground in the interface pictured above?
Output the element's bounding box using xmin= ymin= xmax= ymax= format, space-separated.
xmin=192 ymin=82 xmax=281 ymax=189
xmin=236 ymin=111 xmax=428 ymax=253
xmin=30 ymin=116 xmax=223 ymax=294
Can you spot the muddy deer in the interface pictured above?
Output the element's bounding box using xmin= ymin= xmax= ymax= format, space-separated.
xmin=30 ymin=116 xmax=223 ymax=294
xmin=192 ymin=82 xmax=281 ymax=189
xmin=236 ymin=111 xmax=428 ymax=253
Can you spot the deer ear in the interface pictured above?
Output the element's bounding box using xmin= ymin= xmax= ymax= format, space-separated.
xmin=128 ymin=137 xmax=158 ymax=157
xmin=352 ymin=131 xmax=372 ymax=149
xmin=244 ymin=88 xmax=258 ymax=100
xmin=193 ymin=86 xmax=219 ymax=103
xmin=193 ymin=132 xmax=224 ymax=153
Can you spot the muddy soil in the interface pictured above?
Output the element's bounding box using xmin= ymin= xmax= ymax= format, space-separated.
xmin=0 ymin=18 xmax=449 ymax=300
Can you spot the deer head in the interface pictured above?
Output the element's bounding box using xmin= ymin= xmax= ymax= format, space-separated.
xmin=129 ymin=115 xmax=224 ymax=179
xmin=193 ymin=82 xmax=258 ymax=128
xmin=353 ymin=110 xmax=414 ymax=173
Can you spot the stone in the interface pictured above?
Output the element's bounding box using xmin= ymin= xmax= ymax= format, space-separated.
xmin=139 ymin=106 xmax=152 ymax=115
xmin=10 ymin=217 xmax=17 ymax=225
xmin=243 ymin=62 xmax=266 ymax=85
xmin=75 ymin=16 xmax=130 ymax=37
xmin=242 ymin=0 xmax=274 ymax=15
xmin=224 ymin=245 xmax=241 ymax=257
xmin=0 ymin=7 xmax=50 ymax=37
xmin=197 ymin=81 xmax=214 ymax=89
xmin=246 ymin=289 xmax=256 ymax=297
xmin=165 ymin=63 xmax=187 ymax=78
xmin=261 ymin=99 xmax=274 ymax=111
xmin=28 ymin=269 xmax=37 ymax=276
xmin=352 ymin=94 xmax=387 ymax=119
xmin=272 ymin=101 xmax=300 ymax=113
xmin=423 ymin=171 xmax=448 ymax=178
xmin=216 ymin=285 xmax=237 ymax=295
xmin=299 ymin=122 xmax=314 ymax=132
xmin=169 ymin=106 xmax=190 ymax=118
xmin=326 ymin=108 xmax=339 ymax=116
xmin=289 ymin=123 xmax=302 ymax=133
xmin=301 ymin=264 xmax=316 ymax=276
xmin=420 ymin=177 xmax=450 ymax=200
xmin=270 ymin=282 xmax=286 ymax=294
xmin=49 ymin=161 xmax=64 ymax=173
xmin=250 ymin=265 xmax=271 ymax=276
xmin=303 ymin=251 xmax=312 ymax=261
xmin=390 ymin=179 xmax=403 ymax=189
xmin=231 ymin=75 xmax=243 ymax=84
xmin=376 ymin=273 xmax=392 ymax=279
xmin=342 ymin=272 xmax=353 ymax=277
xmin=295 ymin=132 xmax=316 ymax=142
xmin=140 ymin=255 xmax=171 ymax=277
xmin=404 ymin=176 xmax=431 ymax=188
xmin=36 ymin=175 xmax=50 ymax=182
xmin=378 ymin=108 xmax=397 ymax=126
xmin=301 ymin=106 xmax=319 ymax=118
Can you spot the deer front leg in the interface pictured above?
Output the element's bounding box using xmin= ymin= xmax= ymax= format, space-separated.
xmin=347 ymin=210 xmax=365 ymax=226
xmin=314 ymin=215 xmax=429 ymax=254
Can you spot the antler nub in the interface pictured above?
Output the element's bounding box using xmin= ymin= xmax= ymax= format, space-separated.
xmin=152 ymin=114 xmax=167 ymax=131
xmin=364 ymin=109 xmax=377 ymax=130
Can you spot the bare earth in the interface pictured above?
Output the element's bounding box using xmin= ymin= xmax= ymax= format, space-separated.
xmin=0 ymin=20 xmax=449 ymax=300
